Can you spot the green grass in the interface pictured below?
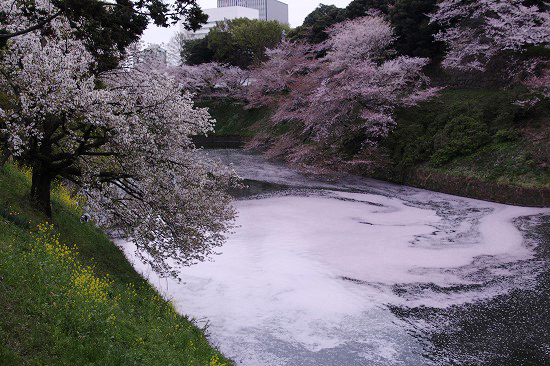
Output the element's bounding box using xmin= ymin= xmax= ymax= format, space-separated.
xmin=427 ymin=139 xmax=550 ymax=188
xmin=0 ymin=163 xmax=231 ymax=366
xmin=382 ymin=88 xmax=550 ymax=189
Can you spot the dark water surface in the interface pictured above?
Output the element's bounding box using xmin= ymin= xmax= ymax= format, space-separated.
xmin=392 ymin=216 xmax=550 ymax=366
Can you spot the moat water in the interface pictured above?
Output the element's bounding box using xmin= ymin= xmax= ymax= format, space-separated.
xmin=122 ymin=149 xmax=550 ymax=365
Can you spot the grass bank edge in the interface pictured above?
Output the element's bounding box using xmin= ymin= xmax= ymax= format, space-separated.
xmin=0 ymin=162 xmax=232 ymax=366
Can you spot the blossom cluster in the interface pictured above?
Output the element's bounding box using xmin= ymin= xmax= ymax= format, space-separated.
xmin=246 ymin=15 xmax=438 ymax=154
xmin=430 ymin=0 xmax=550 ymax=71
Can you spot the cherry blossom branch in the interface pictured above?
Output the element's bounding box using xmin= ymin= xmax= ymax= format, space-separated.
xmin=0 ymin=11 xmax=63 ymax=39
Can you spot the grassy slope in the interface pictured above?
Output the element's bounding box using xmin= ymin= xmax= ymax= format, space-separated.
xmin=0 ymin=164 xmax=231 ymax=366
xmin=383 ymin=89 xmax=549 ymax=188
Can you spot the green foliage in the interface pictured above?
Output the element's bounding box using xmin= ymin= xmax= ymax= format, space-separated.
xmin=0 ymin=90 xmax=12 ymax=110
xmin=382 ymin=89 xmax=549 ymax=187
xmin=390 ymin=90 xmax=516 ymax=165
xmin=288 ymin=4 xmax=346 ymax=44
xmin=0 ymin=164 xmax=232 ymax=365
xmin=184 ymin=18 xmax=288 ymax=68
xmin=182 ymin=36 xmax=215 ymax=65
xmin=523 ymin=45 xmax=550 ymax=57
xmin=196 ymin=98 xmax=271 ymax=136
xmin=288 ymin=1 xmax=389 ymax=45
xmin=229 ymin=19 xmax=288 ymax=66
xmin=344 ymin=0 xmax=392 ymax=19
xmin=431 ymin=115 xmax=490 ymax=166
xmin=388 ymin=0 xmax=445 ymax=59
xmin=60 ymin=0 xmax=149 ymax=72
xmin=494 ymin=128 xmax=520 ymax=143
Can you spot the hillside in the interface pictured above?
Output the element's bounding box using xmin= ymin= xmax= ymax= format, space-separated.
xmin=0 ymin=163 xmax=231 ymax=365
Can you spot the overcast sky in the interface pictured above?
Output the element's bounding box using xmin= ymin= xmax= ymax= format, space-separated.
xmin=141 ymin=0 xmax=353 ymax=46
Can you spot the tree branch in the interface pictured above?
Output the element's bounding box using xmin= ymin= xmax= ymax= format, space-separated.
xmin=0 ymin=11 xmax=63 ymax=39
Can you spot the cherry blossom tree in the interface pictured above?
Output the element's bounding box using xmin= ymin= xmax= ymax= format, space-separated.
xmin=429 ymin=0 xmax=549 ymax=72
xmin=246 ymin=40 xmax=318 ymax=108
xmin=125 ymin=47 xmax=250 ymax=100
xmin=309 ymin=16 xmax=437 ymax=146
xmin=0 ymin=5 xmax=238 ymax=277
xmin=247 ymin=16 xmax=438 ymax=159
xmin=323 ymin=15 xmax=394 ymax=67
xmin=176 ymin=62 xmax=249 ymax=98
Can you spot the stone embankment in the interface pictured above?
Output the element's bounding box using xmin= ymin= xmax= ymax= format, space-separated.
xmin=404 ymin=168 xmax=550 ymax=207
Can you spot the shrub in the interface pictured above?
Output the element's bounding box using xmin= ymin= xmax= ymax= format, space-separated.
xmin=431 ymin=115 xmax=490 ymax=166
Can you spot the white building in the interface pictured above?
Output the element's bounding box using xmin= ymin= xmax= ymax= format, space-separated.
xmin=218 ymin=0 xmax=288 ymax=24
xmin=138 ymin=44 xmax=167 ymax=66
xmin=182 ymin=6 xmax=260 ymax=39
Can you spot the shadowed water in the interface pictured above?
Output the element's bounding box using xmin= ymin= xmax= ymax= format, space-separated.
xmin=120 ymin=150 xmax=550 ymax=365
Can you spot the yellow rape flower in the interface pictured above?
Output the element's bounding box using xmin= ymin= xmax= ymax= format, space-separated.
xmin=34 ymin=222 xmax=112 ymax=304
xmin=210 ymin=355 xmax=226 ymax=366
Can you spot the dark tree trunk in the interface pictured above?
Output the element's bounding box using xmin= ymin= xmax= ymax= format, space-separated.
xmin=30 ymin=128 xmax=55 ymax=217
xmin=31 ymin=160 xmax=53 ymax=217
xmin=27 ymin=117 xmax=65 ymax=217
xmin=0 ymin=148 xmax=10 ymax=168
